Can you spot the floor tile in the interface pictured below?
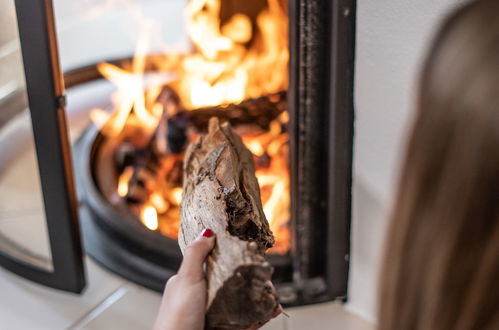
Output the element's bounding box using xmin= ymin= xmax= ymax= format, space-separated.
xmin=286 ymin=301 xmax=375 ymax=330
xmin=79 ymin=283 xmax=161 ymax=330
xmin=81 ymin=282 xmax=287 ymax=330
xmin=0 ymin=258 xmax=125 ymax=330
xmin=261 ymin=314 xmax=287 ymax=330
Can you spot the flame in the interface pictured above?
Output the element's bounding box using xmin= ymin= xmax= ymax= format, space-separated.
xmin=247 ymin=141 xmax=265 ymax=157
xmin=180 ymin=0 xmax=288 ymax=108
xmin=150 ymin=192 xmax=169 ymax=214
xmin=91 ymin=22 xmax=166 ymax=137
xmin=90 ymin=108 xmax=112 ymax=130
xmin=117 ymin=166 xmax=134 ymax=197
xmin=91 ymin=0 xmax=288 ymax=132
xmin=221 ymin=14 xmax=252 ymax=44
xmin=171 ymin=188 xmax=183 ymax=206
xmin=243 ymin=119 xmax=290 ymax=254
xmin=141 ymin=205 xmax=159 ymax=231
xmin=95 ymin=0 xmax=290 ymax=253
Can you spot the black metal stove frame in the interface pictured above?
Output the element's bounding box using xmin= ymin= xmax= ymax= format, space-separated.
xmin=289 ymin=0 xmax=356 ymax=303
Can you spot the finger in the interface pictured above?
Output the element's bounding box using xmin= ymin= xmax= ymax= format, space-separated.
xmin=178 ymin=228 xmax=216 ymax=280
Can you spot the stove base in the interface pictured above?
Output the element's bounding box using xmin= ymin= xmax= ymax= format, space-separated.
xmin=73 ymin=124 xmax=293 ymax=295
xmin=80 ymin=204 xmax=173 ymax=292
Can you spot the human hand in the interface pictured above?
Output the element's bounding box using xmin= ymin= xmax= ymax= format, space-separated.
xmin=153 ymin=228 xmax=216 ymax=330
xmin=153 ymin=228 xmax=282 ymax=330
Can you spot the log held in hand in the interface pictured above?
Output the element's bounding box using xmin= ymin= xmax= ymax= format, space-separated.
xmin=179 ymin=117 xmax=279 ymax=329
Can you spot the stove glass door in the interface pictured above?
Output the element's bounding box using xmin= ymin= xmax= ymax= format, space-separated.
xmin=0 ymin=0 xmax=85 ymax=293
xmin=0 ymin=0 xmax=53 ymax=273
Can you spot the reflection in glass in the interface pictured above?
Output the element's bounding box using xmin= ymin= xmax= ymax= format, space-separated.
xmin=0 ymin=0 xmax=53 ymax=271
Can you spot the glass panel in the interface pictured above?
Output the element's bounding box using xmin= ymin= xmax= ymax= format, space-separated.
xmin=0 ymin=0 xmax=53 ymax=271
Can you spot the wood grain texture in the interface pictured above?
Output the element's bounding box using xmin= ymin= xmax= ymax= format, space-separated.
xmin=179 ymin=117 xmax=278 ymax=329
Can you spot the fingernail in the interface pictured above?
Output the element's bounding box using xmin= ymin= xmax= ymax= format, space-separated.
xmin=201 ymin=228 xmax=214 ymax=238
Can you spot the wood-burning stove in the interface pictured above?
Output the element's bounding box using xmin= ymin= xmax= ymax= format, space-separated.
xmin=0 ymin=0 xmax=355 ymax=306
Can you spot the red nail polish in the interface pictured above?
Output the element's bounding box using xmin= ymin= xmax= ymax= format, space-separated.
xmin=201 ymin=228 xmax=214 ymax=238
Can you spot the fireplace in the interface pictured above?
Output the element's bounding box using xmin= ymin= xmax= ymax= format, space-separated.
xmin=70 ymin=0 xmax=355 ymax=305
xmin=0 ymin=0 xmax=355 ymax=305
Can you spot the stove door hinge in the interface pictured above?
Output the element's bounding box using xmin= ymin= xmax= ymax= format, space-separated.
xmin=56 ymin=94 xmax=67 ymax=110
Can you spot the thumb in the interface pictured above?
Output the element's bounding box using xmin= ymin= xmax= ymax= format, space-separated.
xmin=178 ymin=228 xmax=216 ymax=281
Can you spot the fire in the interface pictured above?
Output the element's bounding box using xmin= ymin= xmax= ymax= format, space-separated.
xmin=244 ymin=119 xmax=290 ymax=254
xmin=141 ymin=205 xmax=159 ymax=231
xmin=171 ymin=188 xmax=183 ymax=206
xmin=180 ymin=0 xmax=288 ymax=109
xmin=93 ymin=0 xmax=290 ymax=253
xmin=247 ymin=141 xmax=265 ymax=157
xmin=93 ymin=0 xmax=288 ymax=136
xmin=117 ymin=166 xmax=134 ymax=197
xmin=150 ymin=192 xmax=169 ymax=214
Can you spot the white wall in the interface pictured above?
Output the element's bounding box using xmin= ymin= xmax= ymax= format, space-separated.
xmin=347 ymin=0 xmax=466 ymax=323
xmin=53 ymin=0 xmax=187 ymax=71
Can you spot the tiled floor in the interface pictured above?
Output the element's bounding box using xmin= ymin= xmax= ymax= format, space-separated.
xmin=0 ymin=258 xmax=124 ymax=330
xmin=0 ymin=258 xmax=375 ymax=330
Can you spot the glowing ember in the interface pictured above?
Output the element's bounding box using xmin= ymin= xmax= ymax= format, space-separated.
xmin=150 ymin=192 xmax=169 ymax=214
xmin=244 ymin=120 xmax=290 ymax=254
xmin=117 ymin=166 xmax=134 ymax=197
xmin=93 ymin=0 xmax=291 ymax=253
xmin=171 ymin=188 xmax=183 ymax=206
xmin=247 ymin=141 xmax=265 ymax=157
xmin=141 ymin=205 xmax=159 ymax=231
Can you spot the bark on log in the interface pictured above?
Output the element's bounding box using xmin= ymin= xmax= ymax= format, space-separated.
xmin=179 ymin=117 xmax=279 ymax=329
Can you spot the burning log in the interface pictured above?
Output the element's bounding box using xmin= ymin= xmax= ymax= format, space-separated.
xmin=120 ymin=89 xmax=286 ymax=188
xmin=152 ymin=86 xmax=187 ymax=156
xmin=144 ymin=88 xmax=287 ymax=157
xmin=179 ymin=118 xmax=278 ymax=329
xmin=151 ymin=86 xmax=287 ymax=153
xmin=188 ymin=91 xmax=287 ymax=132
xmin=116 ymin=86 xmax=186 ymax=203
xmin=152 ymin=85 xmax=286 ymax=149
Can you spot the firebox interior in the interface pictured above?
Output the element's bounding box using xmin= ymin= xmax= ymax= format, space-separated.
xmin=70 ymin=0 xmax=355 ymax=306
